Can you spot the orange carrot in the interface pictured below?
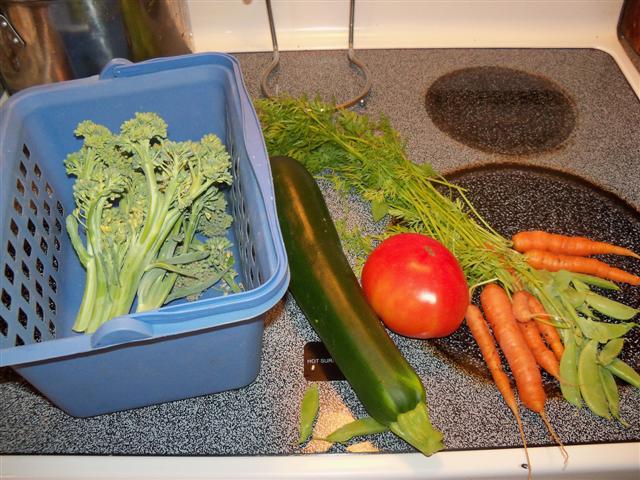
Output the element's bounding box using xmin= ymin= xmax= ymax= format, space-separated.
xmin=465 ymin=305 xmax=520 ymax=412
xmin=518 ymin=320 xmax=562 ymax=381
xmin=511 ymin=292 xmax=562 ymax=381
xmin=511 ymin=291 xmax=533 ymax=323
xmin=480 ymin=285 xmax=545 ymax=413
xmin=527 ymin=294 xmax=564 ymax=361
xmin=513 ymin=230 xmax=639 ymax=258
xmin=465 ymin=305 xmax=532 ymax=479
xmin=480 ymin=284 xmax=568 ymax=463
xmin=525 ymin=249 xmax=640 ymax=286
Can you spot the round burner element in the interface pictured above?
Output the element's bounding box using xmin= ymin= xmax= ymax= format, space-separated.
xmin=425 ymin=66 xmax=576 ymax=155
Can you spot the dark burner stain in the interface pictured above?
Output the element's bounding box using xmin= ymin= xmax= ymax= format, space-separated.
xmin=425 ymin=66 xmax=576 ymax=155
xmin=432 ymin=163 xmax=640 ymax=396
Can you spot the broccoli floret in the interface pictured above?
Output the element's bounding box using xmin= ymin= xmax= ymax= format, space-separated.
xmin=65 ymin=112 xmax=240 ymax=333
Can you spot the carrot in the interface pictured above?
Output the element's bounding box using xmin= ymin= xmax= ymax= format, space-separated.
xmin=513 ymin=231 xmax=639 ymax=258
xmin=465 ymin=305 xmax=531 ymax=479
xmin=481 ymin=285 xmax=545 ymax=412
xmin=525 ymin=249 xmax=640 ymax=286
xmin=527 ymin=294 xmax=564 ymax=361
xmin=511 ymin=292 xmax=562 ymax=381
xmin=465 ymin=305 xmax=521 ymax=414
xmin=481 ymin=284 xmax=568 ymax=463
xmin=511 ymin=290 xmax=533 ymax=323
xmin=518 ymin=320 xmax=562 ymax=382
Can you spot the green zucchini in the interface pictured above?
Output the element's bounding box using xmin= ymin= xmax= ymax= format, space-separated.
xmin=270 ymin=155 xmax=443 ymax=455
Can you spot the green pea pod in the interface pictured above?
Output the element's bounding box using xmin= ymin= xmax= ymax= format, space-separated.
xmin=606 ymin=358 xmax=640 ymax=389
xmin=571 ymin=279 xmax=590 ymax=293
xmin=572 ymin=274 xmax=620 ymax=291
xmin=564 ymin=289 xmax=586 ymax=309
xmin=598 ymin=338 xmax=624 ymax=366
xmin=298 ymin=384 xmax=320 ymax=445
xmin=573 ymin=315 xmax=606 ymax=340
xmin=543 ymin=280 xmax=561 ymax=300
xmin=553 ymin=270 xmax=574 ymax=292
xmin=598 ymin=322 xmax=638 ymax=340
xmin=578 ymin=339 xmax=611 ymax=419
xmin=598 ymin=365 xmax=628 ymax=427
xmin=584 ymin=293 xmax=639 ymax=321
xmin=574 ymin=315 xmax=637 ymax=343
xmin=323 ymin=416 xmax=389 ymax=444
xmin=576 ymin=303 xmax=593 ymax=317
xmin=559 ymin=331 xmax=582 ymax=408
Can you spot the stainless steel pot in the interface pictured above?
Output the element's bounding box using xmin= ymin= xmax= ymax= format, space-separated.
xmin=0 ymin=0 xmax=193 ymax=93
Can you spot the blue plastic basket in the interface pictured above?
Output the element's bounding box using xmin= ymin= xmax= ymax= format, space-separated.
xmin=0 ymin=53 xmax=289 ymax=417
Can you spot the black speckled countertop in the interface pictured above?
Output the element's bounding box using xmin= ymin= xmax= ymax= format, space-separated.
xmin=1 ymin=48 xmax=639 ymax=456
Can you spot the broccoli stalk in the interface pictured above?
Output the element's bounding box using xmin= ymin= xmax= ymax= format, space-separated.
xmin=65 ymin=113 xmax=238 ymax=333
xmin=135 ymin=181 xmax=239 ymax=312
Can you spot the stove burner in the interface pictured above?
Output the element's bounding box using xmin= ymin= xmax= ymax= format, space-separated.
xmin=425 ymin=66 xmax=576 ymax=155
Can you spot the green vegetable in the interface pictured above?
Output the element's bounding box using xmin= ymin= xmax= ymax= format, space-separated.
xmin=573 ymin=316 xmax=637 ymax=343
xmin=606 ymin=358 xmax=640 ymax=389
xmin=571 ymin=274 xmax=620 ymax=291
xmin=559 ymin=330 xmax=582 ymax=408
xmin=578 ymin=339 xmax=611 ymax=419
xmin=270 ymin=155 xmax=443 ymax=456
xmin=598 ymin=338 xmax=624 ymax=366
xmin=322 ymin=416 xmax=388 ymax=444
xmin=65 ymin=113 xmax=239 ymax=333
xmin=584 ymin=293 xmax=639 ymax=321
xmin=256 ymin=96 xmax=639 ymax=420
xmin=298 ymin=384 xmax=320 ymax=444
xmin=599 ymin=366 xmax=627 ymax=426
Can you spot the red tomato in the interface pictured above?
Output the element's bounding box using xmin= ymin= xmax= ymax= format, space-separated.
xmin=361 ymin=233 xmax=469 ymax=339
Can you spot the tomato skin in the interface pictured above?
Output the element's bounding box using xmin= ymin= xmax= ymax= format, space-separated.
xmin=361 ymin=233 xmax=469 ymax=339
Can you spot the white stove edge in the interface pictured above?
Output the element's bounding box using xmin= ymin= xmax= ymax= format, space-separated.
xmin=3 ymin=1 xmax=639 ymax=479
xmin=3 ymin=442 xmax=639 ymax=480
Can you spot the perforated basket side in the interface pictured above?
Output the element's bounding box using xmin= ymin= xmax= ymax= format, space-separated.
xmin=226 ymin=115 xmax=269 ymax=292
xmin=1 ymin=142 xmax=64 ymax=349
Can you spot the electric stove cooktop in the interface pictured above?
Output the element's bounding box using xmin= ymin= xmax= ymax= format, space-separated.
xmin=1 ymin=48 xmax=639 ymax=456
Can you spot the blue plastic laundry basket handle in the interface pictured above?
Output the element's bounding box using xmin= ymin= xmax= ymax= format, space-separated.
xmin=90 ymin=315 xmax=154 ymax=348
xmin=89 ymin=294 xmax=269 ymax=348
xmin=99 ymin=58 xmax=134 ymax=78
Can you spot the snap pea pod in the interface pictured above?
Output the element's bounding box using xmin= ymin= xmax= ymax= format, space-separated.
xmin=559 ymin=277 xmax=637 ymax=320
xmin=552 ymin=270 xmax=574 ymax=292
xmin=563 ymin=289 xmax=586 ymax=309
xmin=584 ymin=293 xmax=639 ymax=321
xmin=578 ymin=339 xmax=611 ymax=419
xmin=321 ymin=416 xmax=389 ymax=444
xmin=552 ymin=270 xmax=616 ymax=296
xmin=598 ymin=365 xmax=627 ymax=426
xmin=606 ymin=358 xmax=640 ymax=389
xmin=571 ymin=274 xmax=620 ymax=291
xmin=559 ymin=330 xmax=582 ymax=407
xmin=574 ymin=315 xmax=637 ymax=343
xmin=577 ymin=304 xmax=594 ymax=318
xmin=298 ymin=384 xmax=320 ymax=444
xmin=598 ymin=338 xmax=625 ymax=366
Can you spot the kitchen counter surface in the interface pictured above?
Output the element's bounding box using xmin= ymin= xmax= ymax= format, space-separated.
xmin=1 ymin=47 xmax=639 ymax=476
